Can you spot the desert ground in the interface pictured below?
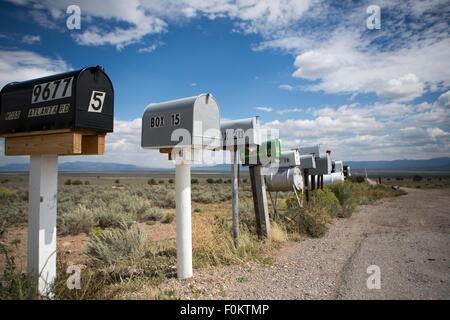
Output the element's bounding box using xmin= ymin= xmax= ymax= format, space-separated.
xmin=0 ymin=171 xmax=449 ymax=299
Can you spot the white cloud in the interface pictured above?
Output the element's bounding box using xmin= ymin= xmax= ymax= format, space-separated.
xmin=278 ymin=84 xmax=294 ymax=91
xmin=255 ymin=107 xmax=273 ymax=112
xmin=21 ymin=35 xmax=41 ymax=44
xmin=9 ymin=0 xmax=312 ymax=50
xmin=0 ymin=49 xmax=70 ymax=89
xmin=137 ymin=42 xmax=163 ymax=53
xmin=276 ymin=108 xmax=303 ymax=115
xmin=262 ymin=92 xmax=450 ymax=161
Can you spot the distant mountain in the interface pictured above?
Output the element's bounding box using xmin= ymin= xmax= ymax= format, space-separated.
xmin=0 ymin=161 xmax=151 ymax=172
xmin=345 ymin=157 xmax=450 ymax=171
xmin=1 ymin=157 xmax=449 ymax=172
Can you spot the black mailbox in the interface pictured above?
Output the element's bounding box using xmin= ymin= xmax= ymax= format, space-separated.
xmin=0 ymin=66 xmax=114 ymax=135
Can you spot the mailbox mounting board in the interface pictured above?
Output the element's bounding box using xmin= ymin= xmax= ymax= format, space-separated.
xmin=0 ymin=66 xmax=114 ymax=135
xmin=219 ymin=117 xmax=261 ymax=150
xmin=141 ymin=94 xmax=220 ymax=149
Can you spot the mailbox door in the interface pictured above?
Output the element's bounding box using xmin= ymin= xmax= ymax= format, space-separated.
xmin=74 ymin=67 xmax=114 ymax=132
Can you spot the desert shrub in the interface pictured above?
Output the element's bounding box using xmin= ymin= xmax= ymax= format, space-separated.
xmin=268 ymin=222 xmax=288 ymax=242
xmin=158 ymin=180 xmax=164 ymax=184
xmin=296 ymin=206 xmax=329 ymax=238
xmin=118 ymin=194 xmax=150 ymax=215
xmin=0 ymin=187 xmax=13 ymax=198
xmin=242 ymin=178 xmax=248 ymax=183
xmin=71 ymin=180 xmax=83 ymax=185
xmin=51 ymin=253 xmax=119 ymax=300
xmin=84 ymin=181 xmax=90 ymax=185
xmin=215 ymin=178 xmax=223 ymax=184
xmin=206 ymin=178 xmax=214 ymax=184
xmin=64 ymin=179 xmax=72 ymax=186
xmin=191 ymin=179 xmax=199 ymax=184
xmin=168 ymin=179 xmax=174 ymax=184
xmin=0 ymin=243 xmax=40 ymax=300
xmin=95 ymin=205 xmax=134 ymax=229
xmin=148 ymin=188 xmax=176 ymax=208
xmin=413 ymin=175 xmax=423 ymax=182
xmin=326 ymin=181 xmax=357 ymax=218
xmin=148 ymin=179 xmax=157 ymax=185
xmin=352 ymin=176 xmax=365 ymax=183
xmin=140 ymin=208 xmax=164 ymax=222
xmin=162 ymin=213 xmax=175 ymax=224
xmin=84 ymin=222 xmax=147 ymax=267
xmin=396 ymin=177 xmax=404 ymax=181
xmin=58 ymin=205 xmax=97 ymax=236
xmin=115 ymin=179 xmax=120 ymax=184
xmin=306 ymin=189 xmax=343 ymax=217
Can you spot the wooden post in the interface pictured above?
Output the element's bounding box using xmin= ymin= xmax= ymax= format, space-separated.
xmin=27 ymin=154 xmax=58 ymax=295
xmin=311 ymin=174 xmax=316 ymax=191
xmin=304 ymin=169 xmax=311 ymax=202
xmin=232 ymin=146 xmax=240 ymax=249
xmin=320 ymin=175 xmax=324 ymax=189
xmin=249 ymin=165 xmax=271 ymax=238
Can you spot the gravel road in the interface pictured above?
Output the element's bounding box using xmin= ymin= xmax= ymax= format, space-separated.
xmin=155 ymin=188 xmax=450 ymax=300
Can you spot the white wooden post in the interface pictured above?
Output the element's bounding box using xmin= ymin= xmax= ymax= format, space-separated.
xmin=27 ymin=154 xmax=58 ymax=295
xmin=232 ymin=146 xmax=240 ymax=249
xmin=175 ymin=159 xmax=192 ymax=279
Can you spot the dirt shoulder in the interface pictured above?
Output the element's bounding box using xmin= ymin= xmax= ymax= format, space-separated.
xmin=152 ymin=188 xmax=450 ymax=300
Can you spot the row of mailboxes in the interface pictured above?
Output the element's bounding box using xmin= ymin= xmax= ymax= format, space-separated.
xmin=0 ymin=66 xmax=114 ymax=135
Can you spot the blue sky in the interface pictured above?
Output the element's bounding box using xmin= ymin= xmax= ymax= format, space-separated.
xmin=0 ymin=0 xmax=449 ymax=167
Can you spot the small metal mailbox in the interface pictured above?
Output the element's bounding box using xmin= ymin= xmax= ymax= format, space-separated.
xmin=343 ymin=165 xmax=351 ymax=177
xmin=0 ymin=66 xmax=114 ymax=134
xmin=333 ymin=160 xmax=344 ymax=173
xmin=219 ymin=117 xmax=261 ymax=150
xmin=309 ymin=153 xmax=332 ymax=175
xmin=141 ymin=94 xmax=221 ymax=149
xmin=279 ymin=149 xmax=300 ymax=168
xmin=240 ymin=139 xmax=281 ymax=166
xmin=299 ymin=155 xmax=316 ymax=169
xmin=323 ymin=172 xmax=344 ymax=185
xmin=299 ymin=145 xmax=320 ymax=157
xmin=266 ymin=166 xmax=303 ymax=192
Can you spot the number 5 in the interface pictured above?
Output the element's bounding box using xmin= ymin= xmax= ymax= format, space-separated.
xmin=88 ymin=91 xmax=106 ymax=113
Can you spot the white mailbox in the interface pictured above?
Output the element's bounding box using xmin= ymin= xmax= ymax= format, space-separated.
xmin=299 ymin=154 xmax=316 ymax=169
xmin=141 ymin=93 xmax=221 ymax=281
xmin=333 ymin=160 xmax=344 ymax=173
xmin=299 ymin=145 xmax=321 ymax=157
xmin=278 ymin=149 xmax=300 ymax=168
xmin=323 ymin=172 xmax=344 ymax=185
xmin=219 ymin=117 xmax=261 ymax=150
xmin=344 ymin=165 xmax=351 ymax=177
xmin=142 ymin=93 xmax=221 ymax=150
xmin=309 ymin=153 xmax=332 ymax=175
xmin=266 ymin=167 xmax=303 ymax=192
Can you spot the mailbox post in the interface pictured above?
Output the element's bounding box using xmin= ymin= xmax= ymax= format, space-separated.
xmin=240 ymin=139 xmax=280 ymax=238
xmin=218 ymin=117 xmax=261 ymax=248
xmin=141 ymin=94 xmax=221 ymax=279
xmin=265 ymin=149 xmax=304 ymax=217
xmin=0 ymin=66 xmax=114 ymax=295
xmin=299 ymin=154 xmax=316 ymax=202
